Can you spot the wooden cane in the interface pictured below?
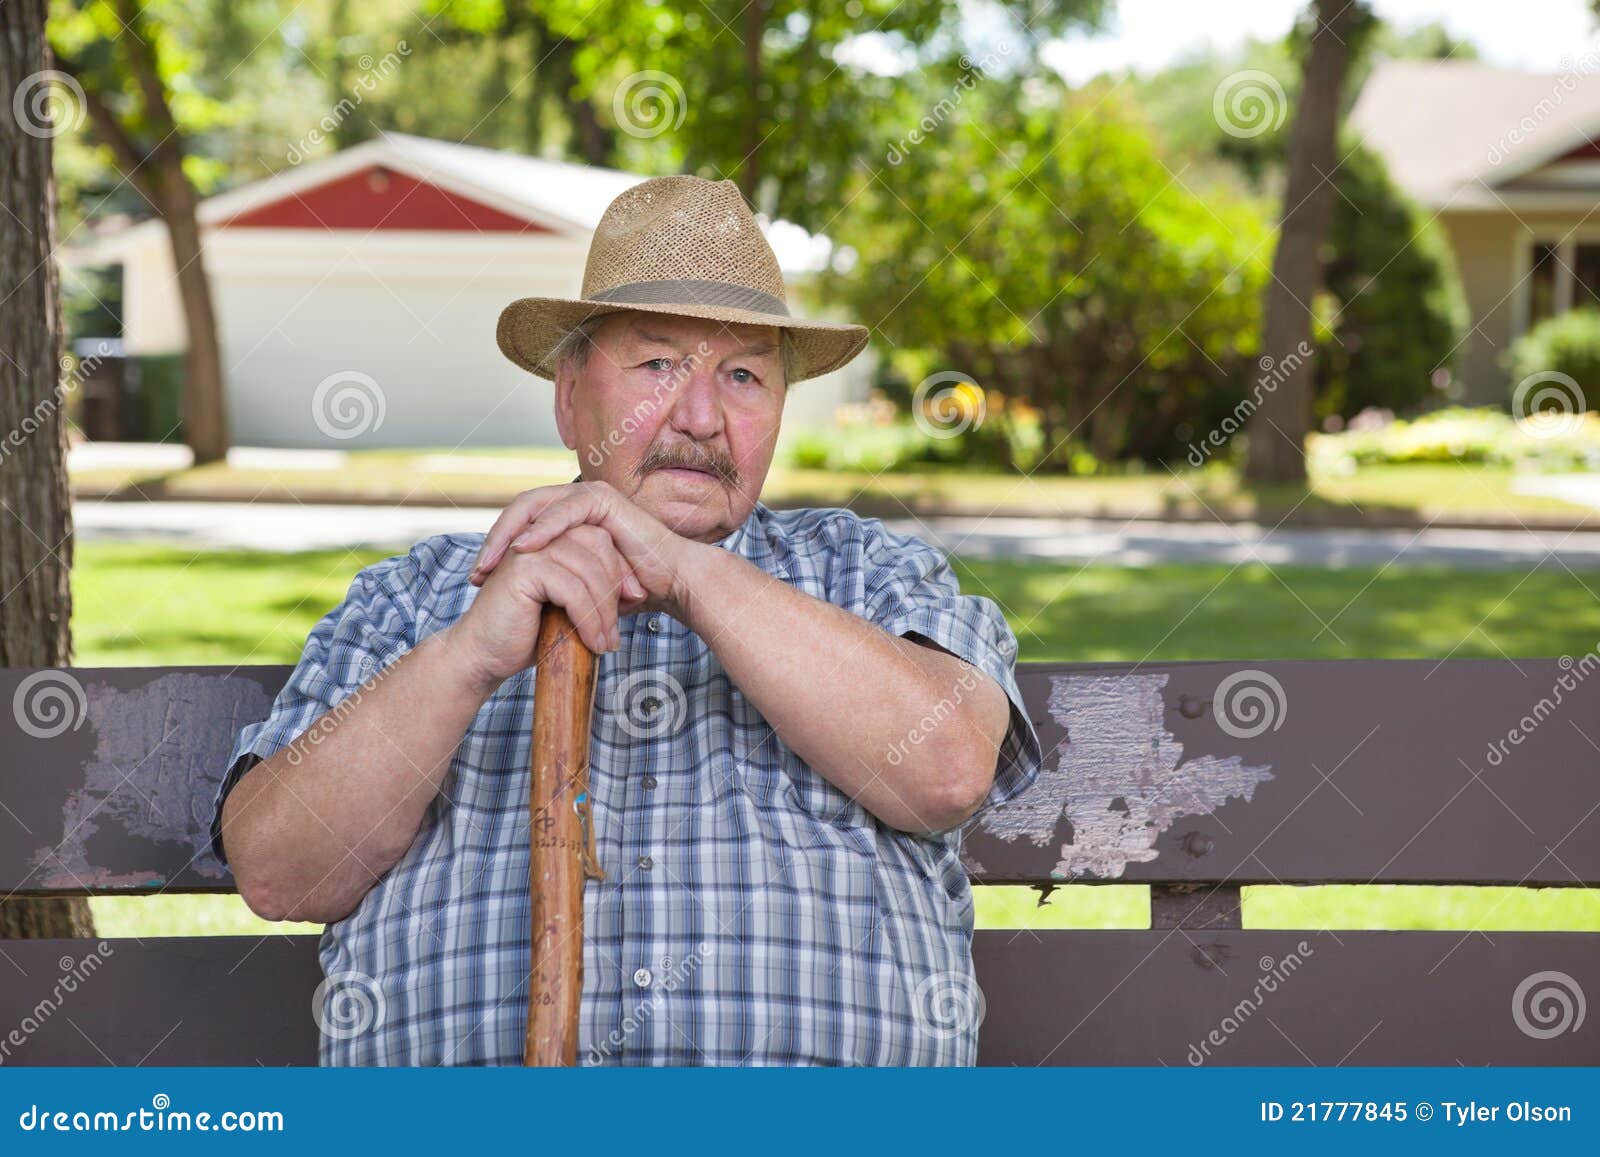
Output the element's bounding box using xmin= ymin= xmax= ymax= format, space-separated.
xmin=524 ymin=605 xmax=604 ymax=1066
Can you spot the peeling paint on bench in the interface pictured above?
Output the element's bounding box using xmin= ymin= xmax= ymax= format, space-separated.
xmin=975 ymin=672 xmax=1274 ymax=880
xmin=28 ymin=672 xmax=274 ymax=889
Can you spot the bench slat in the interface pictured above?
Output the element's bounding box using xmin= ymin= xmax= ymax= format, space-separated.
xmin=2 ymin=932 xmax=1593 ymax=1065
xmin=1 ymin=660 xmax=1596 ymax=892
xmin=974 ymin=928 xmax=1600 ymax=1066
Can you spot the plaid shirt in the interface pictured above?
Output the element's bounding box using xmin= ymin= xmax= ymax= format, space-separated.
xmin=212 ymin=499 xmax=1041 ymax=1066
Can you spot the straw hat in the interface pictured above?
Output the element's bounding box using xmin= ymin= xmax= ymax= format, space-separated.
xmin=496 ymin=175 xmax=869 ymax=384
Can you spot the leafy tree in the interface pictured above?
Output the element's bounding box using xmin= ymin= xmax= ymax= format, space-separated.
xmin=50 ymin=0 xmax=246 ymax=462
xmin=824 ymin=73 xmax=1270 ymax=469
xmin=1315 ymin=140 xmax=1465 ymax=420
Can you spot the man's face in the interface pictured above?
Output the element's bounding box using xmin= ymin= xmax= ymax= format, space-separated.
xmin=553 ymin=311 xmax=786 ymax=544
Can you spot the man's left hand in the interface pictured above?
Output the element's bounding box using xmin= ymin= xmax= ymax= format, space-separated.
xmin=469 ymin=480 xmax=706 ymax=619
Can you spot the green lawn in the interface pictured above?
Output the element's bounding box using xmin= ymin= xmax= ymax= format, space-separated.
xmin=73 ymin=543 xmax=1600 ymax=938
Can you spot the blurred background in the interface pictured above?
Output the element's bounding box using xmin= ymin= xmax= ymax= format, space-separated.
xmin=12 ymin=0 xmax=1600 ymax=939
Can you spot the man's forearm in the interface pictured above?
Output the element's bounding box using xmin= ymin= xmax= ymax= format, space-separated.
xmin=221 ymin=624 xmax=497 ymax=923
xmin=677 ymin=544 xmax=1008 ymax=835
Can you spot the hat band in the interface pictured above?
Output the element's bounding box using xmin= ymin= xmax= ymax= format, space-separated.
xmin=589 ymin=278 xmax=790 ymax=316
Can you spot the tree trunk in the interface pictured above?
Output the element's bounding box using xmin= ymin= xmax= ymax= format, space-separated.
xmin=60 ymin=1 xmax=232 ymax=464
xmin=1243 ymin=0 xmax=1363 ymax=485
xmin=0 ymin=0 xmax=97 ymax=941
xmin=529 ymin=13 xmax=611 ymax=166
xmin=159 ymin=164 xmax=230 ymax=463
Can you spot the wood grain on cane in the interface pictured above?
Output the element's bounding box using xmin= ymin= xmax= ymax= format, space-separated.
xmin=524 ymin=605 xmax=602 ymax=1067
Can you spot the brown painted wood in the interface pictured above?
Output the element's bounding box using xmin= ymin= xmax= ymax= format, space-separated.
xmin=1 ymin=659 xmax=1597 ymax=893
xmin=974 ymin=929 xmax=1600 ymax=1066
xmin=524 ymin=607 xmax=599 ymax=1067
xmin=0 ymin=937 xmax=322 ymax=1065
xmin=4 ymin=932 xmax=1593 ymax=1066
xmin=1150 ymin=884 xmax=1242 ymax=930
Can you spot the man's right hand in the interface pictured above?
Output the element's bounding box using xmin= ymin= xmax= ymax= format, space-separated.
xmin=446 ymin=523 xmax=645 ymax=694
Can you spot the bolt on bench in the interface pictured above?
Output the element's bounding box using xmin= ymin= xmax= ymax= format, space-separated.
xmin=1 ymin=659 xmax=1595 ymax=1065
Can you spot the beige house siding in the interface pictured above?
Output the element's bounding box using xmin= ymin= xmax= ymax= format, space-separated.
xmin=1441 ymin=211 xmax=1599 ymax=406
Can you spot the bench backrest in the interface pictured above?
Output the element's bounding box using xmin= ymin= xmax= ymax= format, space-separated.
xmin=2 ymin=661 xmax=1595 ymax=1065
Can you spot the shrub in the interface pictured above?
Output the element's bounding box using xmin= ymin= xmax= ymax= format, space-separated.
xmin=1505 ymin=309 xmax=1600 ymax=414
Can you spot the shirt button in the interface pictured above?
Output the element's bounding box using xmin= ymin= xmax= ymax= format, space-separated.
xmin=646 ymin=615 xmax=661 ymax=633
xmin=641 ymin=774 xmax=658 ymax=790
xmin=632 ymin=967 xmax=652 ymax=988
xmin=637 ymin=855 xmax=653 ymax=870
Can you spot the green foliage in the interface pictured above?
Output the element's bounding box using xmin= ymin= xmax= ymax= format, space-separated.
xmin=825 ymin=76 xmax=1270 ymax=469
xmin=1315 ymin=141 xmax=1466 ymax=417
xmin=1505 ymin=308 xmax=1600 ymax=401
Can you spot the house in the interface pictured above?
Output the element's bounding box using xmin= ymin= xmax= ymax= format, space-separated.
xmin=68 ymin=132 xmax=871 ymax=448
xmin=1351 ymin=61 xmax=1600 ymax=406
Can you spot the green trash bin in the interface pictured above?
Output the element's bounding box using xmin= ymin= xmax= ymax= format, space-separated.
xmin=135 ymin=353 xmax=186 ymax=444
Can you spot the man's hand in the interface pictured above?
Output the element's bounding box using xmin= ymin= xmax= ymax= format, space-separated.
xmin=451 ymin=522 xmax=638 ymax=694
xmin=469 ymin=480 xmax=707 ymax=620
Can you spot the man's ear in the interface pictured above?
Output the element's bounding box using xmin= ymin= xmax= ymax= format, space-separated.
xmin=552 ymin=359 xmax=578 ymax=451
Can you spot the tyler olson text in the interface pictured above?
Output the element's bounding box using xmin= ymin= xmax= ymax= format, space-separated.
xmin=1443 ymin=1101 xmax=1572 ymax=1126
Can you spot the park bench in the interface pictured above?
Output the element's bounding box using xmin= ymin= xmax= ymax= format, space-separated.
xmin=1 ymin=659 xmax=1595 ymax=1065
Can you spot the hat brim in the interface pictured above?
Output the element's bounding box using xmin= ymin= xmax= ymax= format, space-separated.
xmin=496 ymin=296 xmax=869 ymax=384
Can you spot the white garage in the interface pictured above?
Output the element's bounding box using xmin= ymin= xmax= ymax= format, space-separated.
xmin=71 ymin=132 xmax=870 ymax=448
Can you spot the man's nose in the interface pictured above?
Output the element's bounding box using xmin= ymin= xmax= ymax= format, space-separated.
xmin=666 ymin=361 xmax=722 ymax=440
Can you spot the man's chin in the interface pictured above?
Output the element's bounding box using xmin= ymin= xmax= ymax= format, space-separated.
xmin=638 ymin=478 xmax=750 ymax=542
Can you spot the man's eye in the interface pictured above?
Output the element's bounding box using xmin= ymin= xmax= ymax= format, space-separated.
xmin=731 ymin=368 xmax=759 ymax=385
xmin=643 ymin=357 xmax=673 ymax=372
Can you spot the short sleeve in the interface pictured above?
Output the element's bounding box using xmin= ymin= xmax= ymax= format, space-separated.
xmin=209 ymin=561 xmax=417 ymax=867
xmin=854 ymin=519 xmax=1043 ymax=831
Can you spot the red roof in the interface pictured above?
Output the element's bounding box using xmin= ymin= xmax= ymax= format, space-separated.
xmin=219 ymin=164 xmax=552 ymax=233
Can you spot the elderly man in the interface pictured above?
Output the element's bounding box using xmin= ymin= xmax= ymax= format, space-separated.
xmin=212 ymin=175 xmax=1042 ymax=1067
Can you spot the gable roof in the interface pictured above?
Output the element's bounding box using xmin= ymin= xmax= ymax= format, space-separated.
xmin=1349 ymin=61 xmax=1600 ymax=210
xmin=72 ymin=132 xmax=835 ymax=273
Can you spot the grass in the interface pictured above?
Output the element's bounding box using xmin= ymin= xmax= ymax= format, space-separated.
xmin=70 ymin=543 xmax=1600 ymax=938
xmin=72 ymin=450 xmax=1596 ymax=525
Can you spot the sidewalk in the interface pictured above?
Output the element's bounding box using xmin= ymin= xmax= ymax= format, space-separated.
xmin=68 ymin=442 xmax=1600 ymax=534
